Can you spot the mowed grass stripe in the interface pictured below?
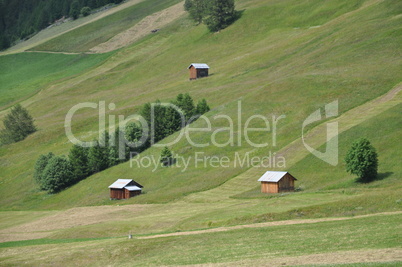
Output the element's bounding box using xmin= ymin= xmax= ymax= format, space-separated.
xmin=0 ymin=237 xmax=117 ymax=248
xmin=30 ymin=0 xmax=181 ymax=52
xmin=0 ymin=213 xmax=400 ymax=265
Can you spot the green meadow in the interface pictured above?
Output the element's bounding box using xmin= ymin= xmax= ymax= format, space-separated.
xmin=0 ymin=52 xmax=112 ymax=110
xmin=0 ymin=0 xmax=401 ymax=265
xmin=0 ymin=213 xmax=400 ymax=265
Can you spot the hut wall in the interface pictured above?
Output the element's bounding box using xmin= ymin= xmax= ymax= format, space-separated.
xmin=197 ymin=69 xmax=208 ymax=78
xmin=278 ymin=174 xmax=295 ymax=192
xmin=189 ymin=66 xmax=197 ymax=80
xmin=261 ymin=182 xmax=278 ymax=193
xmin=110 ymin=188 xmax=126 ymax=199
xmin=125 ymin=189 xmax=141 ymax=198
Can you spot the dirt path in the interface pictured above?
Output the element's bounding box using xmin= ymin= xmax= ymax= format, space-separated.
xmin=138 ymin=211 xmax=402 ymax=239
xmin=193 ymin=248 xmax=402 ymax=266
xmin=90 ymin=2 xmax=185 ymax=53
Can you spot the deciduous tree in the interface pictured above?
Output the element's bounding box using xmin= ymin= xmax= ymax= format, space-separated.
xmin=345 ymin=138 xmax=378 ymax=182
xmin=41 ymin=156 xmax=73 ymax=193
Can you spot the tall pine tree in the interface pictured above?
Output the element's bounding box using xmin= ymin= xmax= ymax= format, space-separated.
xmin=68 ymin=144 xmax=89 ymax=182
xmin=87 ymin=139 xmax=108 ymax=173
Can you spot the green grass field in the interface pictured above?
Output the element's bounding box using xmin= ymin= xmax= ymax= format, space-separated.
xmin=0 ymin=0 xmax=401 ymax=265
xmin=0 ymin=52 xmax=112 ymax=110
xmin=0 ymin=213 xmax=400 ymax=265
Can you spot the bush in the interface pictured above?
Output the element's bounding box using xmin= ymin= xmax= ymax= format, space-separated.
xmin=345 ymin=138 xmax=378 ymax=182
xmin=0 ymin=104 xmax=36 ymax=144
xmin=81 ymin=6 xmax=91 ymax=17
xmin=41 ymin=156 xmax=74 ymax=193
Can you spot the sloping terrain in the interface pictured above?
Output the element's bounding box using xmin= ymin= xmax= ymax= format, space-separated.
xmin=1 ymin=0 xmax=400 ymax=208
xmin=90 ymin=2 xmax=186 ymax=53
xmin=0 ymin=0 xmax=401 ymax=265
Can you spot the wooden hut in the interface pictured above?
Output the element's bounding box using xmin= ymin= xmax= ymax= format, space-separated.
xmin=188 ymin=63 xmax=210 ymax=80
xmin=109 ymin=179 xmax=143 ymax=200
xmin=258 ymin=171 xmax=297 ymax=193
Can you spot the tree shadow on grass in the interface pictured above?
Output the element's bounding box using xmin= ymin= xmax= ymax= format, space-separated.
xmin=232 ymin=9 xmax=245 ymax=25
xmin=375 ymin=172 xmax=394 ymax=181
xmin=356 ymin=172 xmax=393 ymax=183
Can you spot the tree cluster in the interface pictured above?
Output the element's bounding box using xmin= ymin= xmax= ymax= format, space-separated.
xmin=135 ymin=93 xmax=210 ymax=145
xmin=0 ymin=104 xmax=36 ymax=145
xmin=0 ymin=0 xmax=124 ymax=51
xmin=184 ymin=0 xmax=239 ymax=32
xmin=34 ymin=93 xmax=210 ymax=193
xmin=34 ymin=130 xmax=124 ymax=193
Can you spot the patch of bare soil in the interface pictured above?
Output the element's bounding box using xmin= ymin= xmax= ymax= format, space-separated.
xmin=138 ymin=211 xmax=402 ymax=239
xmin=0 ymin=205 xmax=144 ymax=242
xmin=89 ymin=2 xmax=185 ymax=53
xmin=193 ymin=248 xmax=402 ymax=266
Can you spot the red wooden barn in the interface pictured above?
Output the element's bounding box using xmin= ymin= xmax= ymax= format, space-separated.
xmin=109 ymin=179 xmax=143 ymax=200
xmin=258 ymin=171 xmax=297 ymax=193
xmin=188 ymin=63 xmax=210 ymax=80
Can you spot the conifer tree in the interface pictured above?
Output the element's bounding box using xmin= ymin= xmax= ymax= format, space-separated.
xmin=87 ymin=139 xmax=108 ymax=173
xmin=196 ymin=99 xmax=210 ymax=115
xmin=175 ymin=93 xmax=196 ymax=123
xmin=160 ymin=146 xmax=174 ymax=166
xmin=70 ymin=0 xmax=80 ymax=20
xmin=68 ymin=144 xmax=89 ymax=182
xmin=0 ymin=104 xmax=36 ymax=144
xmin=34 ymin=152 xmax=55 ymax=190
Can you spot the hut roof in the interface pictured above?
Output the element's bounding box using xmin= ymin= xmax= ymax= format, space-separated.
xmin=188 ymin=63 xmax=210 ymax=69
xmin=125 ymin=186 xmax=142 ymax=191
xmin=109 ymin=179 xmax=143 ymax=189
xmin=257 ymin=171 xmax=297 ymax=182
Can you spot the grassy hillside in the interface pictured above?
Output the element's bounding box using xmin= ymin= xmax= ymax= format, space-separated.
xmin=0 ymin=0 xmax=401 ymax=265
xmin=0 ymin=52 xmax=112 ymax=110
xmin=0 ymin=103 xmax=398 ymax=242
xmin=1 ymin=0 xmax=400 ymax=210
xmin=30 ymin=0 xmax=181 ymax=52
